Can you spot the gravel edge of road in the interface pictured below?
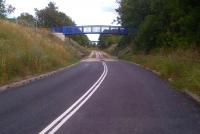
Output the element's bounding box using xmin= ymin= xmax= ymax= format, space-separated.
xmin=119 ymin=59 xmax=200 ymax=104
xmin=0 ymin=62 xmax=79 ymax=92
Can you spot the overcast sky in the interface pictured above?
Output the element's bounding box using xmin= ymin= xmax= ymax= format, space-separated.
xmin=7 ymin=0 xmax=119 ymax=41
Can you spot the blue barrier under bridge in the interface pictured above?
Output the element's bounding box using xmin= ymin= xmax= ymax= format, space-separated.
xmin=52 ymin=25 xmax=129 ymax=35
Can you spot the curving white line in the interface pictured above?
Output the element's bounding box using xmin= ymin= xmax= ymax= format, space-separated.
xmin=39 ymin=62 xmax=108 ymax=134
xmin=49 ymin=63 xmax=108 ymax=134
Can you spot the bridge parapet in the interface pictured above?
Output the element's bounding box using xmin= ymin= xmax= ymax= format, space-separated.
xmin=52 ymin=25 xmax=128 ymax=35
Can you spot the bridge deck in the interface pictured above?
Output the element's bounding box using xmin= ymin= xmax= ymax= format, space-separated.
xmin=52 ymin=25 xmax=128 ymax=35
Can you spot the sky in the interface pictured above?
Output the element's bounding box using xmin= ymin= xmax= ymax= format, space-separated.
xmin=6 ymin=0 xmax=119 ymax=41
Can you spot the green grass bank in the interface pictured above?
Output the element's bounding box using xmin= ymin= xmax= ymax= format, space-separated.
xmin=0 ymin=20 xmax=88 ymax=86
xmin=120 ymin=48 xmax=200 ymax=98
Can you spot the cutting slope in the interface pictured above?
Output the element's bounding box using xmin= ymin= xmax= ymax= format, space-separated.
xmin=0 ymin=20 xmax=87 ymax=86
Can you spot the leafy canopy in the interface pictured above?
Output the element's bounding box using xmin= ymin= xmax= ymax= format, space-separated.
xmin=116 ymin=0 xmax=200 ymax=53
xmin=0 ymin=0 xmax=15 ymax=18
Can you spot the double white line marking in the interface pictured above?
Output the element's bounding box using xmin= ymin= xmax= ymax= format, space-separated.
xmin=39 ymin=62 xmax=108 ymax=134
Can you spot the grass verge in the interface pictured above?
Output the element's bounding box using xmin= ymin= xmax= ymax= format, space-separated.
xmin=0 ymin=20 xmax=87 ymax=86
xmin=120 ymin=49 xmax=200 ymax=97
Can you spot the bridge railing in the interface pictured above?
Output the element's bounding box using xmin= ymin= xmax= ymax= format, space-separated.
xmin=52 ymin=27 xmax=63 ymax=33
xmin=52 ymin=25 xmax=129 ymax=35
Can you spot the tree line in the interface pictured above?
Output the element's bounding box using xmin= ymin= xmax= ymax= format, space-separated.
xmin=116 ymin=0 xmax=200 ymax=53
xmin=98 ymin=34 xmax=121 ymax=49
xmin=0 ymin=1 xmax=90 ymax=46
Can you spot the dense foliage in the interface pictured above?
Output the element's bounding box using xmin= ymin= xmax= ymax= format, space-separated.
xmin=98 ymin=34 xmax=121 ymax=49
xmin=116 ymin=0 xmax=200 ymax=53
xmin=0 ymin=0 xmax=6 ymax=17
xmin=35 ymin=2 xmax=74 ymax=28
xmin=0 ymin=0 xmax=15 ymax=18
xmin=17 ymin=13 xmax=36 ymax=26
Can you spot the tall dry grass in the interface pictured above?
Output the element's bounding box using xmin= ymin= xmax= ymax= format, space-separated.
xmin=0 ymin=20 xmax=83 ymax=86
xmin=120 ymin=49 xmax=200 ymax=97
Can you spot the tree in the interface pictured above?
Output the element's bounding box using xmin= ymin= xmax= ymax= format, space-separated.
xmin=35 ymin=2 xmax=74 ymax=28
xmin=17 ymin=13 xmax=36 ymax=26
xmin=35 ymin=2 xmax=90 ymax=46
xmin=116 ymin=0 xmax=200 ymax=52
xmin=0 ymin=0 xmax=6 ymax=18
xmin=135 ymin=15 xmax=163 ymax=53
xmin=0 ymin=0 xmax=15 ymax=18
xmin=98 ymin=34 xmax=121 ymax=49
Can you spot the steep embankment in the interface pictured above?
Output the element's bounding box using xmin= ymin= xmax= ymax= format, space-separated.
xmin=0 ymin=20 xmax=88 ymax=86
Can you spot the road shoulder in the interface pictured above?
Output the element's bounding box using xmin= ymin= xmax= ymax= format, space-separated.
xmin=0 ymin=62 xmax=79 ymax=92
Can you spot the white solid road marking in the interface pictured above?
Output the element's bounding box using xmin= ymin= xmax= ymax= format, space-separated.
xmin=39 ymin=62 xmax=108 ymax=134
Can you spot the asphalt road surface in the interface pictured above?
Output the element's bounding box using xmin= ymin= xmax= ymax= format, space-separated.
xmin=0 ymin=51 xmax=200 ymax=134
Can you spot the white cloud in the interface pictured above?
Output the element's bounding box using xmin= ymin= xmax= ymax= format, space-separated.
xmin=7 ymin=0 xmax=119 ymax=41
